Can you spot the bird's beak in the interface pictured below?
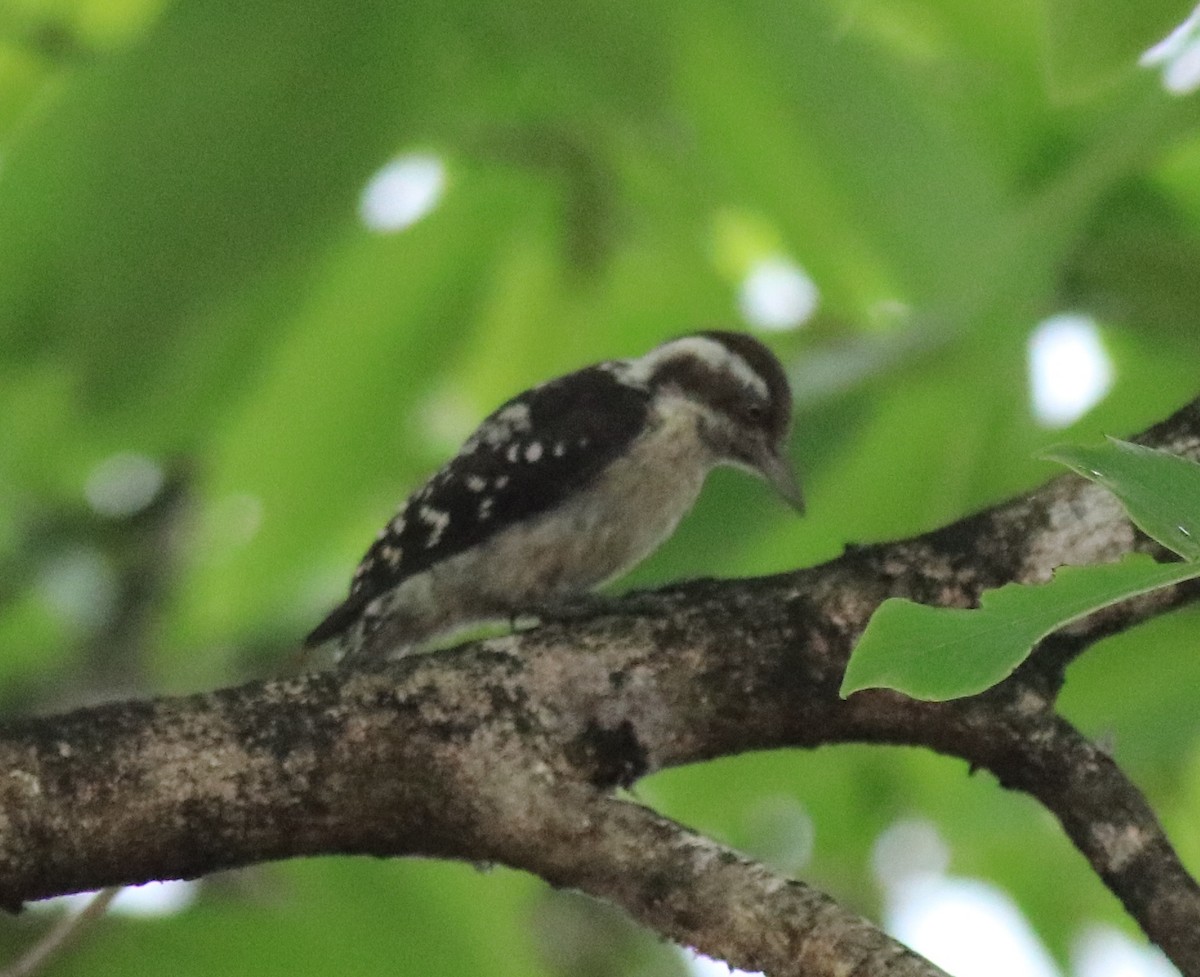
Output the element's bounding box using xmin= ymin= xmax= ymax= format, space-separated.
xmin=756 ymin=445 xmax=805 ymax=514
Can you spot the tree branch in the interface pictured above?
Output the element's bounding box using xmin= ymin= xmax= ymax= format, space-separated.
xmin=2 ymin=397 xmax=1198 ymax=975
xmin=0 ymin=660 xmax=947 ymax=977
xmin=513 ymin=790 xmax=947 ymax=977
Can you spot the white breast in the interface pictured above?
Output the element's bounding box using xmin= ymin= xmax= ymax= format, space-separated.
xmin=440 ymin=395 xmax=711 ymax=603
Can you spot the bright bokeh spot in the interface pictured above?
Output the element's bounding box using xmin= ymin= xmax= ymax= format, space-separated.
xmin=359 ymin=153 xmax=446 ymax=232
xmin=40 ymin=880 xmax=198 ymax=919
xmin=683 ymin=948 xmax=761 ymax=977
xmin=886 ymin=875 xmax=1061 ymax=977
xmin=874 ymin=820 xmax=1060 ymax=977
xmin=111 ymin=879 xmax=198 ymax=916
xmin=1073 ymin=925 xmax=1180 ymax=977
xmin=871 ymin=818 xmax=950 ymax=889
xmin=741 ymin=795 xmax=815 ymax=874
xmin=84 ymin=452 xmax=164 ymax=518
xmin=1140 ymin=6 xmax=1200 ymax=95
xmin=37 ymin=548 xmax=118 ymax=632
xmin=737 ymin=256 xmax=819 ymax=332
xmin=683 ymin=829 xmax=1179 ymax=977
xmin=1164 ymin=42 xmax=1200 ymax=95
xmin=1027 ymin=313 xmax=1114 ymax=428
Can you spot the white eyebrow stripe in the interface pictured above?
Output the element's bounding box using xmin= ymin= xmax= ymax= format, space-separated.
xmin=624 ymin=336 xmax=768 ymax=397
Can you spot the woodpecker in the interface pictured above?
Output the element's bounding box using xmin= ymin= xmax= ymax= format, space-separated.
xmin=306 ymin=330 xmax=802 ymax=662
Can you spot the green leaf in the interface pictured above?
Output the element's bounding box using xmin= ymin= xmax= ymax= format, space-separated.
xmin=1042 ymin=438 xmax=1200 ymax=561
xmin=841 ymin=555 xmax=1200 ymax=700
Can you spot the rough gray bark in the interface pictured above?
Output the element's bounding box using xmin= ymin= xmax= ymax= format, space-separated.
xmin=1 ymin=397 xmax=1198 ymax=977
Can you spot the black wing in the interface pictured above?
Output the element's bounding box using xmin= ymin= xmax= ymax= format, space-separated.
xmin=305 ymin=365 xmax=650 ymax=646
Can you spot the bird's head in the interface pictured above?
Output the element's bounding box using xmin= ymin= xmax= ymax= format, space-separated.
xmin=635 ymin=330 xmax=804 ymax=513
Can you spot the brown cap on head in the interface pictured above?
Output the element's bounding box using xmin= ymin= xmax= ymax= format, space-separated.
xmin=644 ymin=330 xmax=803 ymax=512
xmin=694 ymin=329 xmax=794 ymax=440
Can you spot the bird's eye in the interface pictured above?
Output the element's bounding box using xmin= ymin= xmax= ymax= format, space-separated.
xmin=746 ymin=403 xmax=766 ymax=422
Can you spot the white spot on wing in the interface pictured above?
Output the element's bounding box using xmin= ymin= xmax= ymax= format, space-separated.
xmin=495 ymin=402 xmax=532 ymax=430
xmin=478 ymin=497 xmax=494 ymax=520
xmin=525 ymin=442 xmax=543 ymax=462
xmin=417 ymin=504 xmax=451 ymax=548
xmin=466 ymin=475 xmax=487 ymax=492
xmin=476 ymin=402 xmax=533 ymax=449
xmin=598 ymin=359 xmax=639 ymax=386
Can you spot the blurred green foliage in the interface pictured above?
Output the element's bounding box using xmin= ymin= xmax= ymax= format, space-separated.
xmin=1 ymin=0 xmax=1199 ymax=973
